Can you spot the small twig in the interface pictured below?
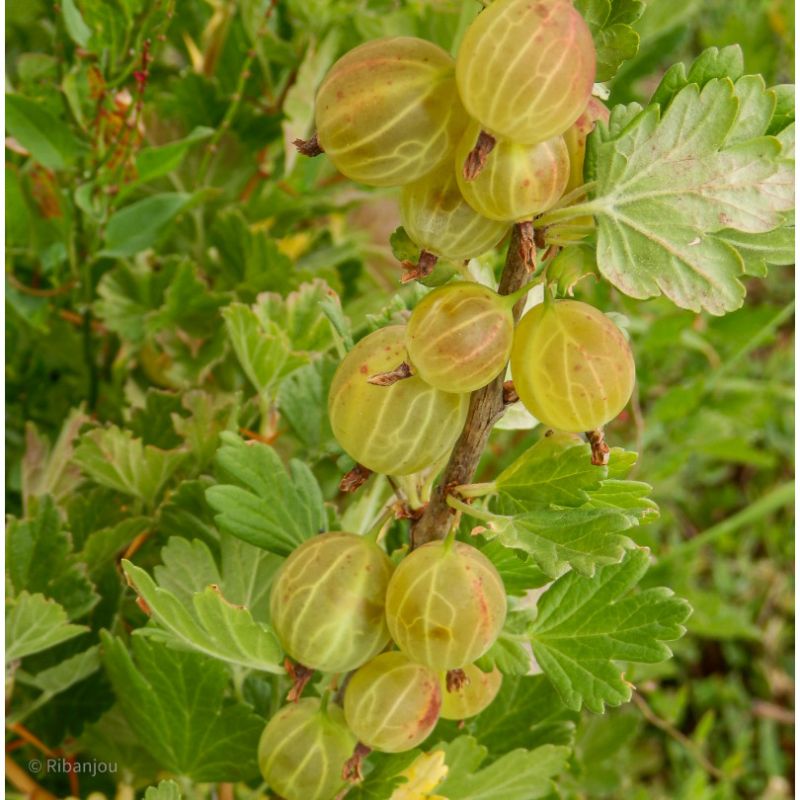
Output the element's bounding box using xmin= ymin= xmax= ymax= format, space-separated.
xmin=5 ymin=756 xmax=58 ymax=800
xmin=400 ymin=250 xmax=438 ymax=284
xmin=368 ymin=362 xmax=412 ymax=386
xmin=6 ymin=273 xmax=76 ymax=298
xmin=585 ymin=428 xmax=610 ymax=466
xmin=462 ymin=129 xmax=496 ymax=180
xmin=632 ymin=692 xmax=725 ymax=780
xmin=340 ymin=464 xmax=372 ymax=493
xmin=752 ymin=700 xmax=794 ymax=725
xmin=293 ymin=133 xmax=324 ymax=157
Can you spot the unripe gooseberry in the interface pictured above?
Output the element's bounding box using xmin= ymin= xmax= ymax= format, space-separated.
xmin=328 ymin=326 xmax=469 ymax=475
xmin=258 ymin=697 xmax=356 ymax=800
xmin=315 ymin=37 xmax=468 ymax=187
xmin=510 ymin=299 xmax=636 ymax=432
xmin=270 ymin=532 xmax=393 ymax=673
xmin=440 ymin=663 xmax=503 ymax=720
xmin=385 ymin=540 xmax=507 ymax=670
xmin=455 ymin=120 xmax=570 ymax=222
xmin=455 ymin=0 xmax=596 ymax=145
xmin=406 ymin=281 xmax=518 ymax=393
xmin=400 ymin=162 xmax=509 ymax=262
xmin=344 ymin=651 xmax=441 ymax=752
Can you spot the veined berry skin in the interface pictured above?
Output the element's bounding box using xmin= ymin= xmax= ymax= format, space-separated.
xmin=315 ymin=37 xmax=468 ymax=187
xmin=455 ymin=0 xmax=596 ymax=144
xmin=440 ymin=663 xmax=503 ymax=720
xmin=270 ymin=532 xmax=393 ymax=673
xmin=400 ymin=162 xmax=509 ymax=261
xmin=385 ymin=540 xmax=507 ymax=670
xmin=328 ymin=325 xmax=469 ymax=475
xmin=455 ymin=120 xmax=570 ymax=222
xmin=406 ymin=282 xmax=514 ymax=393
xmin=344 ymin=651 xmax=442 ymax=753
xmin=510 ymin=299 xmax=636 ymax=432
xmin=258 ymin=698 xmax=356 ymax=800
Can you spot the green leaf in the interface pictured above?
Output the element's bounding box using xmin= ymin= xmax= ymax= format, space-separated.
xmin=437 ymin=736 xmax=569 ymax=800
xmin=101 ymin=633 xmax=264 ymax=781
xmin=80 ymin=704 xmax=162 ymax=782
xmin=584 ymin=76 xmax=794 ymax=314
xmin=651 ymin=45 xmax=745 ymax=107
xmin=475 ymin=538 xmax=550 ymax=595
xmin=16 ymin=645 xmax=101 ymax=695
xmin=714 ymin=225 xmax=796 ymax=277
xmin=7 ymin=496 xmax=98 ymax=619
xmin=171 ymin=389 xmax=240 ymax=469
xmin=133 ymin=127 xmax=215 ymax=187
xmin=276 ymin=358 xmax=338 ymax=456
xmin=61 ymin=0 xmax=92 ymax=46
xmin=458 ymin=438 xmax=655 ymax=577
xmin=528 ymin=548 xmax=692 ymax=712
xmin=123 ymin=558 xmax=284 ymax=674
xmin=73 ymin=425 xmax=186 ymax=509
xmin=144 ymin=781 xmax=182 ymax=800
xmin=574 ymin=0 xmax=644 ymax=81
xmin=22 ymin=408 xmax=88 ymax=512
xmin=6 ymin=94 xmax=79 ymax=169
xmin=206 ymin=432 xmax=325 ymax=556
xmin=462 ymin=675 xmax=578 ymax=755
xmin=222 ymin=304 xmax=306 ymax=397
xmin=102 ymin=193 xmax=192 ymax=257
xmin=6 ymin=592 xmax=88 ymax=663
xmin=494 ymin=433 xmax=605 ymax=507
xmin=389 ymin=226 xmax=421 ymax=263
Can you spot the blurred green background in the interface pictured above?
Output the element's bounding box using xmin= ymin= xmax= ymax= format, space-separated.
xmin=5 ymin=0 xmax=794 ymax=797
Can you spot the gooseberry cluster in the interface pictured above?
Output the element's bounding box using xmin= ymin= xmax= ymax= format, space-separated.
xmin=260 ymin=532 xmax=506 ymax=799
xmin=260 ymin=2 xmax=639 ymax=797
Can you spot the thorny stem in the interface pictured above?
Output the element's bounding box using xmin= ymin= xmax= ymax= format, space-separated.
xmin=411 ymin=224 xmax=531 ymax=547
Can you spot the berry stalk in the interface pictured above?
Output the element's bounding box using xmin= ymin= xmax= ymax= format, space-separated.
xmin=411 ymin=223 xmax=531 ymax=547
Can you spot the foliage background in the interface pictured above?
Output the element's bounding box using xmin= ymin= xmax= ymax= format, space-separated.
xmin=5 ymin=0 xmax=795 ymax=798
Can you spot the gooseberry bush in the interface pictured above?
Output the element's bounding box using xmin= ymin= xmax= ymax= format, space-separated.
xmin=5 ymin=1 xmax=794 ymax=799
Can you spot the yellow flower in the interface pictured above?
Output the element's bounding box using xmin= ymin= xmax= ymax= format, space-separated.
xmin=389 ymin=750 xmax=449 ymax=800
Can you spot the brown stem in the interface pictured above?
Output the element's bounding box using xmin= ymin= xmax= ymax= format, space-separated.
xmin=411 ymin=224 xmax=531 ymax=547
xmin=293 ymin=132 xmax=324 ymax=157
xmin=586 ymin=428 xmax=610 ymax=466
xmin=517 ymin=220 xmax=536 ymax=272
xmin=400 ymin=250 xmax=438 ymax=284
xmin=339 ymin=464 xmax=372 ymax=493
xmin=368 ymin=361 xmax=412 ymax=386
xmin=462 ymin=130 xmax=496 ymax=181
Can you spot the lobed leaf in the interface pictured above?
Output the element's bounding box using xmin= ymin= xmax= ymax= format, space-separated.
xmin=437 ymin=736 xmax=570 ymax=800
xmin=206 ymin=432 xmax=325 ymax=556
xmin=529 ymin=548 xmax=692 ymax=712
xmin=6 ymin=592 xmax=88 ymax=663
xmin=584 ymin=70 xmax=794 ymax=314
xmin=73 ymin=425 xmax=186 ymax=509
xmin=574 ymin=0 xmax=645 ymax=82
xmin=101 ymin=634 xmax=264 ymax=781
